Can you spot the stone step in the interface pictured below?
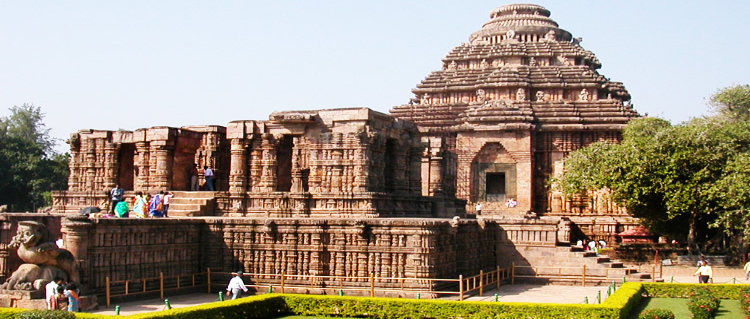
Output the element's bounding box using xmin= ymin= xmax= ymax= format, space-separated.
xmin=169 ymin=198 xmax=210 ymax=205
xmin=168 ymin=203 xmax=204 ymax=211
xmin=596 ymin=256 xmax=611 ymax=263
xmin=169 ymin=191 xmax=218 ymax=199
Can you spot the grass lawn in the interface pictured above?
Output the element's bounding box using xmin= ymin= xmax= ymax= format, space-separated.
xmin=629 ymin=298 xmax=743 ymax=319
xmin=276 ymin=317 xmax=358 ymax=319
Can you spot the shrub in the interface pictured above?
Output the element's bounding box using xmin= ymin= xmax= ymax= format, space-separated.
xmin=739 ymin=286 xmax=750 ymax=316
xmin=638 ymin=308 xmax=675 ymax=319
xmin=687 ymin=287 xmax=719 ymax=319
xmin=16 ymin=310 xmax=76 ymax=319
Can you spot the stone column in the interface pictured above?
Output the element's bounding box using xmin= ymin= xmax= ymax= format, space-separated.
xmin=134 ymin=142 xmax=150 ymax=191
xmin=68 ymin=134 xmax=82 ymax=191
xmin=103 ymin=140 xmax=119 ymax=189
xmin=61 ymin=216 xmax=93 ymax=284
xmin=259 ymin=134 xmax=277 ymax=192
xmin=229 ymin=138 xmax=250 ymax=193
xmin=85 ymin=138 xmax=96 ymax=191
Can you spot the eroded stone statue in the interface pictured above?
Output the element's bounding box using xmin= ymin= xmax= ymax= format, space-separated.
xmin=2 ymin=221 xmax=78 ymax=290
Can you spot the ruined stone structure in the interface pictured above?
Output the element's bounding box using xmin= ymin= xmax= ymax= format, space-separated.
xmin=34 ymin=4 xmax=647 ymax=302
xmin=391 ymin=3 xmax=639 ymax=217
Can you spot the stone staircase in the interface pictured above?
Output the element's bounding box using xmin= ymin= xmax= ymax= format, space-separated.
xmin=511 ymin=245 xmax=661 ymax=285
xmin=166 ymin=191 xmax=217 ymax=217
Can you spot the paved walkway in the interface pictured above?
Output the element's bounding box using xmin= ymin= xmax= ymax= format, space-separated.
xmin=89 ymin=284 xmax=610 ymax=316
xmin=88 ymin=266 xmax=750 ymax=316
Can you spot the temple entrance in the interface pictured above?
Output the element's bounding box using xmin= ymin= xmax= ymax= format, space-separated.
xmin=118 ymin=143 xmax=135 ymax=190
xmin=277 ymin=135 xmax=294 ymax=192
xmin=471 ymin=143 xmax=517 ymax=202
xmin=172 ymin=148 xmax=198 ymax=190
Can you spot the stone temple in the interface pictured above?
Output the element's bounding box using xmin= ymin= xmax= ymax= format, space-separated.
xmin=1 ymin=4 xmax=644 ymax=304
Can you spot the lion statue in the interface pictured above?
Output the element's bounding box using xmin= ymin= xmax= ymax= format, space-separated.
xmin=1 ymin=221 xmax=78 ymax=290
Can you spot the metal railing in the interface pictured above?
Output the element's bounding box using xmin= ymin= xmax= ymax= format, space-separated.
xmin=104 ymin=266 xmax=514 ymax=306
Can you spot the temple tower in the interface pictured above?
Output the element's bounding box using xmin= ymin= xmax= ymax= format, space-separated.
xmin=391 ymin=4 xmax=639 ymax=216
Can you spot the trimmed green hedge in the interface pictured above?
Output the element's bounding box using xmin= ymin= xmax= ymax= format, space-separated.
xmin=641 ymin=283 xmax=748 ymax=299
xmin=0 ymin=283 xmax=746 ymax=319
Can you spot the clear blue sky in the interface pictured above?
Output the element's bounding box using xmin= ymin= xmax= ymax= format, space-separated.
xmin=1 ymin=1 xmax=748 ymax=153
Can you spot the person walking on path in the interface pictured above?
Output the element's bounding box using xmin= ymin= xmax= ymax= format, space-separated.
xmin=226 ymin=271 xmax=248 ymax=300
xmin=204 ymin=166 xmax=215 ymax=191
xmin=694 ymin=261 xmax=713 ymax=283
xmin=744 ymin=260 xmax=750 ymax=280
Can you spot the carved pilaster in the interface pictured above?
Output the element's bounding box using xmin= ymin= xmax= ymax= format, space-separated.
xmin=134 ymin=142 xmax=150 ymax=191
xmin=103 ymin=141 xmax=119 ymax=189
xmin=150 ymin=142 xmax=175 ymax=190
xmin=259 ymin=134 xmax=278 ymax=192
xmin=229 ymin=138 xmax=250 ymax=193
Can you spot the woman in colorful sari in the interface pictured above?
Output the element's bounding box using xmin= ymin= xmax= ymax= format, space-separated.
xmin=131 ymin=192 xmax=147 ymax=218
xmin=148 ymin=192 xmax=164 ymax=217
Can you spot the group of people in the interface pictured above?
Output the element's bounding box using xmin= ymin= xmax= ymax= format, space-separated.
xmin=45 ymin=277 xmax=80 ymax=312
xmin=108 ymin=185 xmax=173 ymax=218
xmin=190 ymin=164 xmax=215 ymax=191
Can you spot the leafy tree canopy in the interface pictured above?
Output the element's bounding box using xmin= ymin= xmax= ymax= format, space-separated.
xmin=0 ymin=104 xmax=68 ymax=211
xmin=553 ymin=85 xmax=750 ymax=253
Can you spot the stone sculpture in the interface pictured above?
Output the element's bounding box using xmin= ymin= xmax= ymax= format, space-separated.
xmin=2 ymin=221 xmax=78 ymax=290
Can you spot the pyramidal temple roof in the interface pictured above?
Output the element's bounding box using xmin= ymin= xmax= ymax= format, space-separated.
xmin=390 ymin=3 xmax=639 ymax=133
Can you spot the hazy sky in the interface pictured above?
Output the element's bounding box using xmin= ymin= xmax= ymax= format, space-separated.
xmin=1 ymin=1 xmax=748 ymax=153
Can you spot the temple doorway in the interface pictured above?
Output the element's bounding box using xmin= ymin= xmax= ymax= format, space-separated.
xmin=471 ymin=143 xmax=517 ymax=202
xmin=276 ymin=135 xmax=294 ymax=192
xmin=118 ymin=143 xmax=135 ymax=190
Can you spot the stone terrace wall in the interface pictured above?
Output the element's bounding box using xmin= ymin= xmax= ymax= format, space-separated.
xmin=53 ymin=216 xmax=497 ymax=296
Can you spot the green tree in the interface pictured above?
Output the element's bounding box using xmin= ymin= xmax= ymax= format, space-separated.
xmin=710 ymin=84 xmax=750 ymax=121
xmin=553 ymin=88 xmax=750 ymax=252
xmin=0 ymin=104 xmax=68 ymax=211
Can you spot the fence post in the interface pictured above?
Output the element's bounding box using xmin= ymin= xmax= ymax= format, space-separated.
xmin=207 ymin=268 xmax=211 ymax=294
xmin=511 ymin=263 xmax=515 ymax=285
xmin=479 ymin=270 xmax=484 ymax=296
xmin=160 ymin=272 xmax=165 ymax=301
xmin=582 ymin=265 xmax=586 ymax=287
xmin=651 ymin=265 xmax=655 ymax=282
xmin=369 ymin=272 xmax=375 ymax=297
xmin=280 ymin=271 xmax=286 ymax=293
xmin=459 ymin=274 xmax=464 ymax=301
xmin=106 ymin=276 xmax=111 ymax=308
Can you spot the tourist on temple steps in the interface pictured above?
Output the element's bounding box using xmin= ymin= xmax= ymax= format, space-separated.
xmin=148 ymin=191 xmax=165 ymax=217
xmin=190 ymin=164 xmax=199 ymax=191
xmin=114 ymin=200 xmax=129 ymax=218
xmin=131 ymin=191 xmax=147 ymax=218
xmin=694 ymin=261 xmax=713 ymax=284
xmin=474 ymin=203 xmax=482 ymax=215
xmin=163 ymin=191 xmax=173 ymax=217
xmin=204 ymin=166 xmax=215 ymax=191
xmin=226 ymin=271 xmax=248 ymax=300
xmin=109 ymin=184 xmax=124 ymax=214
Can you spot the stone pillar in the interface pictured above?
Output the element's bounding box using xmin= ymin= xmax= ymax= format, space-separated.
xmin=61 ymin=216 xmax=93 ymax=284
xmin=134 ymin=142 xmax=150 ymax=191
xmin=290 ymin=137 xmax=304 ymax=193
xmin=85 ymin=138 xmax=96 ymax=191
xmin=259 ymin=134 xmax=277 ymax=192
xmin=148 ymin=142 xmax=174 ymax=190
xmin=103 ymin=140 xmax=119 ymax=189
xmin=68 ymin=134 xmax=82 ymax=191
xmin=229 ymin=138 xmax=250 ymax=193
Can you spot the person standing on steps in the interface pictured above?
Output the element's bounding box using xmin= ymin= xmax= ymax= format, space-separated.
xmin=204 ymin=166 xmax=215 ymax=191
xmin=109 ymin=184 xmax=124 ymax=214
xmin=190 ymin=164 xmax=199 ymax=191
